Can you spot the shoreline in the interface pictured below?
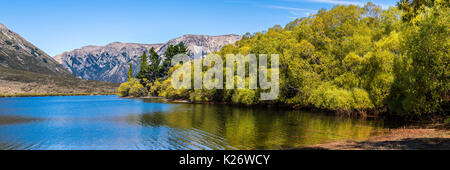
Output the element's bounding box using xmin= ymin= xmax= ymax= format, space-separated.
xmin=133 ymin=96 xmax=449 ymax=122
xmin=298 ymin=125 xmax=450 ymax=150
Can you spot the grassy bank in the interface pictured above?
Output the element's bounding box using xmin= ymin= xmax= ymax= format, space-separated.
xmin=0 ymin=66 xmax=119 ymax=95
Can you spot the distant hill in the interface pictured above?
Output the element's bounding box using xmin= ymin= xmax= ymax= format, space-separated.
xmin=54 ymin=34 xmax=242 ymax=83
xmin=0 ymin=23 xmax=73 ymax=77
xmin=54 ymin=42 xmax=162 ymax=82
xmin=0 ymin=66 xmax=118 ymax=95
xmin=54 ymin=42 xmax=162 ymax=83
xmin=0 ymin=22 xmax=118 ymax=95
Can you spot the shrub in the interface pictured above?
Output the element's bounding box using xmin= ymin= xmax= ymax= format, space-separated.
xmin=308 ymin=84 xmax=354 ymax=110
xmin=148 ymin=79 xmax=162 ymax=96
xmin=118 ymin=78 xmax=147 ymax=97
xmin=324 ymin=88 xmax=354 ymax=110
xmin=388 ymin=3 xmax=449 ymax=115
xmin=118 ymin=81 xmax=131 ymax=97
xmin=189 ymin=90 xmax=207 ymax=102
xmin=232 ymin=89 xmax=257 ymax=105
xmin=158 ymin=78 xmax=190 ymax=100
xmin=352 ymin=88 xmax=374 ymax=109
xmin=129 ymin=82 xmax=148 ymax=97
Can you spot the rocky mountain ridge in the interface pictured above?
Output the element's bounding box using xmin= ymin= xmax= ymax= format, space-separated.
xmin=0 ymin=23 xmax=72 ymax=77
xmin=54 ymin=34 xmax=241 ymax=83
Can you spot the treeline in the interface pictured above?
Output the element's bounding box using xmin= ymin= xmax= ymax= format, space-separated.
xmin=118 ymin=42 xmax=190 ymax=97
xmin=119 ymin=1 xmax=449 ymax=117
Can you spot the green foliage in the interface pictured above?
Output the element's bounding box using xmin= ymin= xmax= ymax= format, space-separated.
xmin=127 ymin=63 xmax=133 ymax=81
xmin=232 ymin=89 xmax=257 ymax=105
xmin=352 ymin=88 xmax=375 ymax=109
xmin=162 ymin=42 xmax=190 ymax=76
xmin=129 ymin=42 xmax=191 ymax=98
xmin=148 ymin=47 xmax=162 ymax=78
xmin=118 ymin=81 xmax=131 ymax=97
xmin=397 ymin=0 xmax=438 ymax=22
xmin=129 ymin=81 xmax=148 ymax=97
xmin=148 ymin=79 xmax=162 ymax=96
xmin=140 ymin=51 xmax=148 ymax=73
xmin=308 ymin=85 xmax=374 ymax=111
xmin=136 ymin=43 xmax=190 ymax=86
xmin=308 ymin=84 xmax=353 ymax=110
xmin=118 ymin=78 xmax=148 ymax=97
xmin=133 ymin=2 xmax=448 ymax=117
xmin=157 ymin=77 xmax=190 ymax=100
xmin=137 ymin=48 xmax=162 ymax=84
xmin=149 ymin=3 xmax=403 ymax=110
xmin=189 ymin=89 xmax=215 ymax=103
xmin=389 ymin=1 xmax=449 ymax=115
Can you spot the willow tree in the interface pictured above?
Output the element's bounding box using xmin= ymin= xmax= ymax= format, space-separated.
xmin=389 ymin=0 xmax=449 ymax=115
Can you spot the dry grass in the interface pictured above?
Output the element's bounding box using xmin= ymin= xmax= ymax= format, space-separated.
xmin=0 ymin=66 xmax=119 ymax=96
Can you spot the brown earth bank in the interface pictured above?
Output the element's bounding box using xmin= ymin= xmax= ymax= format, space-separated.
xmin=0 ymin=115 xmax=39 ymax=125
xmin=0 ymin=66 xmax=119 ymax=96
xmin=298 ymin=125 xmax=450 ymax=150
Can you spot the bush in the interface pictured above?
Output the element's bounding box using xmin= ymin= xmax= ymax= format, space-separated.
xmin=118 ymin=82 xmax=131 ymax=97
xmin=129 ymin=83 xmax=148 ymax=97
xmin=308 ymin=84 xmax=354 ymax=110
xmin=158 ymin=78 xmax=190 ymax=100
xmin=148 ymin=79 xmax=162 ymax=96
xmin=118 ymin=78 xmax=147 ymax=97
xmin=189 ymin=90 xmax=208 ymax=102
xmin=232 ymin=89 xmax=257 ymax=105
xmin=352 ymin=88 xmax=374 ymax=109
xmin=324 ymin=88 xmax=354 ymax=110
xmin=388 ymin=3 xmax=449 ymax=115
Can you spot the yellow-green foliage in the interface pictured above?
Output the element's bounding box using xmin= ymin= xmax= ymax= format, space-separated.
xmin=148 ymin=79 xmax=162 ymax=96
xmin=389 ymin=1 xmax=449 ymax=115
xmin=232 ymin=89 xmax=257 ymax=105
xmin=217 ymin=3 xmax=403 ymax=110
xmin=189 ymin=89 xmax=214 ymax=102
xmin=157 ymin=78 xmax=190 ymax=100
xmin=308 ymin=84 xmax=353 ymax=110
xmin=118 ymin=81 xmax=132 ymax=97
xmin=352 ymin=88 xmax=375 ymax=109
xmin=152 ymin=3 xmax=404 ymax=110
xmin=144 ymin=2 xmax=448 ymax=116
xmin=118 ymin=78 xmax=148 ymax=97
xmin=308 ymin=85 xmax=374 ymax=110
xmin=129 ymin=83 xmax=148 ymax=97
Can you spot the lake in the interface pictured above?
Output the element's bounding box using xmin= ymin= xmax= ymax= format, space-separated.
xmin=0 ymin=95 xmax=387 ymax=150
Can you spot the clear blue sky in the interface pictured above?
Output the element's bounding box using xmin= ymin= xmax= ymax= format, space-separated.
xmin=0 ymin=0 xmax=396 ymax=56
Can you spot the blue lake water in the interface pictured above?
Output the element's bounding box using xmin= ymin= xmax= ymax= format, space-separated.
xmin=0 ymin=95 xmax=386 ymax=150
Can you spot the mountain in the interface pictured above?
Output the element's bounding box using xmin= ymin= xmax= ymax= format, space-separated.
xmin=54 ymin=34 xmax=242 ymax=83
xmin=0 ymin=22 xmax=118 ymax=95
xmin=0 ymin=23 xmax=72 ymax=77
xmin=54 ymin=42 xmax=163 ymax=83
xmin=157 ymin=34 xmax=242 ymax=57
